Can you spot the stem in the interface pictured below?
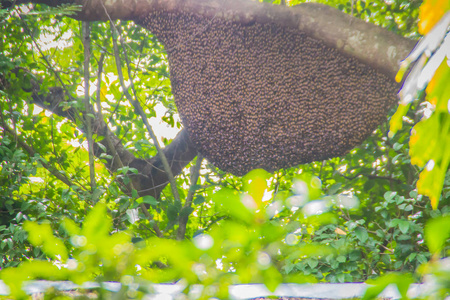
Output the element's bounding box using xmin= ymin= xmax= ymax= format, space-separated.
xmin=82 ymin=21 xmax=97 ymax=195
xmin=109 ymin=21 xmax=181 ymax=205
xmin=177 ymin=154 xmax=203 ymax=240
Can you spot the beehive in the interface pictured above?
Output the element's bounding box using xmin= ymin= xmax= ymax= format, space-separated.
xmin=138 ymin=11 xmax=398 ymax=176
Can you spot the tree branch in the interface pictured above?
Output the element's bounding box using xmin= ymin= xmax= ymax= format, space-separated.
xmin=82 ymin=21 xmax=97 ymax=194
xmin=339 ymin=172 xmax=403 ymax=184
xmin=3 ymin=0 xmax=416 ymax=78
xmin=17 ymin=72 xmax=198 ymax=199
xmin=177 ymin=154 xmax=203 ymax=240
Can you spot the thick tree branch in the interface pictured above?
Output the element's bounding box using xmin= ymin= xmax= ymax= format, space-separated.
xmin=3 ymin=0 xmax=416 ymax=78
xmin=24 ymin=77 xmax=197 ymax=199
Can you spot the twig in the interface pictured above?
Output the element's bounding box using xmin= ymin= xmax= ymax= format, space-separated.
xmin=339 ymin=172 xmax=402 ymax=184
xmin=94 ymin=50 xmax=124 ymax=175
xmin=319 ymin=160 xmax=326 ymax=180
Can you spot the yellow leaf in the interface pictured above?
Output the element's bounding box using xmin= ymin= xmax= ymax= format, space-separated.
xmin=418 ymin=0 xmax=450 ymax=34
xmin=389 ymin=104 xmax=410 ymax=136
xmin=417 ymin=162 xmax=445 ymax=209
xmin=415 ymin=118 xmax=450 ymax=209
xmin=100 ymin=85 xmax=108 ymax=102
xmin=409 ymin=114 xmax=440 ymax=168
xmin=395 ymin=60 xmax=410 ymax=83
xmin=243 ymin=169 xmax=270 ymax=208
xmin=426 ymin=61 xmax=450 ymax=112
xmin=335 ymin=228 xmax=347 ymax=235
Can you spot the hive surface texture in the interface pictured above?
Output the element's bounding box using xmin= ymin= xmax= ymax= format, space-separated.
xmin=138 ymin=9 xmax=398 ymax=176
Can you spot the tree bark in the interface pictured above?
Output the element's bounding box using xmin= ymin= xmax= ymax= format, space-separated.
xmin=4 ymin=0 xmax=416 ymax=79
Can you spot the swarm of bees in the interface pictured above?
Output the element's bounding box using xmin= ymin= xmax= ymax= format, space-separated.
xmin=139 ymin=10 xmax=398 ymax=176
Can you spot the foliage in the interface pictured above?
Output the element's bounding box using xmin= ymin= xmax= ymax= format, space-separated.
xmin=0 ymin=172 xmax=320 ymax=299
xmin=363 ymin=214 xmax=450 ymax=299
xmin=0 ymin=0 xmax=450 ymax=299
xmin=362 ymin=2 xmax=450 ymax=298
xmin=390 ymin=0 xmax=450 ymax=208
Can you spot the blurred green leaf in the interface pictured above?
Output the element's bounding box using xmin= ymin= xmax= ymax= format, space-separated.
xmin=23 ymin=221 xmax=68 ymax=261
xmin=364 ymin=273 xmax=414 ymax=300
xmin=214 ymin=188 xmax=254 ymax=223
xmin=425 ymin=215 xmax=450 ymax=254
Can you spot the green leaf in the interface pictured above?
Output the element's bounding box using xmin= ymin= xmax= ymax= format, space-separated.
xmin=384 ymin=191 xmax=397 ymax=202
xmin=354 ymin=227 xmax=368 ymax=243
xmin=142 ymin=195 xmax=158 ymax=206
xmin=349 ymin=250 xmax=361 ymax=261
xmin=82 ymin=203 xmax=111 ymax=243
xmin=336 ymin=255 xmax=346 ymax=263
xmin=393 ymin=142 xmax=403 ymax=151
xmin=194 ymin=195 xmax=206 ymax=205
xmin=307 ymin=258 xmax=319 ymax=269
xmin=336 ymin=273 xmax=346 ymax=283
xmin=167 ymin=204 xmax=179 ymax=221
xmin=108 ymin=184 xmax=118 ymax=197
xmin=189 ymin=184 xmax=202 ymax=192
xmin=398 ymin=220 xmax=410 ymax=234
xmin=328 ymin=183 xmax=342 ymax=195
